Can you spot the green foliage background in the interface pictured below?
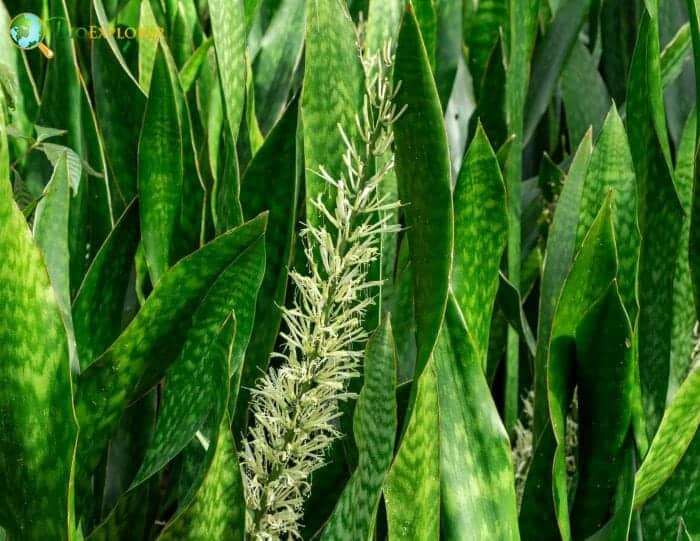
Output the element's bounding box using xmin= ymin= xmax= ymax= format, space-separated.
xmin=0 ymin=0 xmax=698 ymax=539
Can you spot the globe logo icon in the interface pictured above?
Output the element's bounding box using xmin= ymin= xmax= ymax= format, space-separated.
xmin=8 ymin=12 xmax=53 ymax=58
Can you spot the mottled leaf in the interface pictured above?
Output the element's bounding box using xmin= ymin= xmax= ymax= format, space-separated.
xmin=322 ymin=319 xmax=397 ymax=540
xmin=384 ymin=359 xmax=440 ymax=541
xmin=72 ymin=202 xmax=140 ymax=370
xmin=436 ymin=297 xmax=519 ymax=540
xmin=139 ymin=43 xmax=184 ymax=284
xmin=634 ymin=367 xmax=700 ymax=507
xmin=75 ymin=214 xmax=267 ymax=484
xmin=393 ymin=4 xmax=454 ymax=377
xmin=452 ymin=124 xmax=508 ymax=360
xmin=209 ymin=0 xmax=246 ymax=141
xmin=0 ymin=106 xmax=78 ymax=539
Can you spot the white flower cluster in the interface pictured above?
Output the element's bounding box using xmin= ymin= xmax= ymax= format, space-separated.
xmin=240 ymin=40 xmax=404 ymax=540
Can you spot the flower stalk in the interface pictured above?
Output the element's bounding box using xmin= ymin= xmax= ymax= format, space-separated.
xmin=240 ymin=40 xmax=403 ymax=540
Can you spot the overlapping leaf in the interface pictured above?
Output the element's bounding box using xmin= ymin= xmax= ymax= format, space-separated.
xmin=393 ymin=4 xmax=453 ymax=377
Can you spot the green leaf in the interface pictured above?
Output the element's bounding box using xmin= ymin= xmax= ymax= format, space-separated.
xmin=660 ymin=23 xmax=692 ymax=89
xmin=669 ymin=110 xmax=696 ymax=401
xmin=133 ymin=233 xmax=264 ymax=486
xmin=138 ymin=43 xmax=184 ymax=284
xmin=434 ymin=0 xmax=462 ymax=106
xmin=634 ymin=366 xmax=700 ymax=507
xmin=452 ymin=124 xmax=508 ymax=360
xmin=561 ymin=40 xmax=612 ymax=147
xmin=471 ymin=36 xmax=508 ymax=148
xmin=138 ymin=0 xmax=159 ymax=92
xmin=523 ymin=0 xmax=592 ymax=144
xmin=251 ymin=0 xmax=305 ymax=133
xmin=302 ymin=0 xmax=362 ymax=231
xmin=689 ymin=0 xmax=700 ymax=319
xmin=503 ymin=0 xmax=539 ymax=432
xmin=39 ymin=0 xmax=88 ymax=297
xmin=92 ymin=0 xmax=146 ymax=207
xmin=0 ymin=110 xmax=78 ymax=539
xmin=570 ymin=284 xmax=634 ymax=539
xmin=393 ymin=4 xmax=454 ymax=377
xmin=72 ymin=202 xmax=140 ymax=370
xmin=158 ymin=416 xmax=245 ymax=540
xmin=641 ymin=432 xmax=700 ymax=538
xmin=32 ymin=152 xmax=76 ymax=371
xmin=577 ymin=105 xmax=640 ymax=320
xmin=322 ymin=319 xmax=397 ymax=540
xmin=180 ymin=38 xmax=214 ymax=93
xmin=547 ymin=195 xmax=619 ymax=540
xmin=532 ymin=131 xmax=592 ymax=437
xmin=209 ymin=0 xmax=246 ymax=141
xmin=436 ymin=297 xmax=520 ymax=540
xmin=366 ymin=0 xmax=403 ymax=54
xmin=384 ymin=358 xmax=440 ymax=541
xmin=235 ymin=99 xmax=300 ymax=430
xmin=627 ymin=11 xmax=685 ymax=437
xmin=74 ymin=214 xmax=267 ymax=485
xmin=464 ymin=0 xmax=507 ymax=103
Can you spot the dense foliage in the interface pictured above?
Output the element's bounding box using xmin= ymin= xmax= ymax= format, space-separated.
xmin=0 ymin=0 xmax=698 ymax=539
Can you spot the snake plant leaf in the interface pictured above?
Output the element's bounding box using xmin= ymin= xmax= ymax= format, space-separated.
xmin=393 ymin=4 xmax=453 ymax=377
xmin=660 ymin=23 xmax=692 ymax=89
xmin=235 ymin=99 xmax=300 ymax=430
xmin=130 ymin=317 xmax=234 ymax=488
xmin=72 ymin=201 xmax=140 ymax=370
xmin=470 ymin=36 xmax=507 ymax=149
xmin=669 ymin=110 xmax=697 ymax=401
xmin=576 ymin=105 xmax=640 ymax=320
xmin=32 ymin=152 xmax=75 ymax=365
xmin=434 ymin=0 xmax=463 ymax=108
xmin=0 ymin=117 xmax=78 ymax=539
xmin=495 ymin=273 xmax=536 ymax=358
xmin=81 ymin=81 xmax=115 ymax=255
xmin=627 ymin=11 xmax=685 ymax=437
xmin=532 ymin=131 xmax=592 ymax=437
xmin=436 ymin=296 xmax=520 ymax=540
xmin=641 ymin=432 xmax=700 ymax=539
xmin=561 ymin=40 xmax=612 ymax=147
xmin=584 ymin=444 xmax=637 ymax=541
xmin=322 ymin=319 xmax=397 ymax=541
xmin=366 ymin=0 xmax=403 ymax=54
xmin=134 ymin=234 xmax=265 ymax=486
xmin=139 ymin=43 xmax=184 ymax=284
xmin=74 ymin=214 xmax=267 ymax=484
xmin=39 ymin=0 xmax=88 ymax=296
xmin=547 ymin=195 xmax=619 ymax=540
xmin=384 ymin=358 xmax=440 ymax=541
xmin=158 ymin=416 xmax=246 ymax=541
xmin=180 ymin=38 xmax=214 ymax=93
xmin=503 ymin=0 xmax=539 ymax=432
xmin=138 ymin=0 xmax=159 ymax=92
xmin=452 ymin=123 xmax=508 ymax=360
xmin=464 ymin=0 xmax=507 ymax=102
xmin=209 ymin=0 xmax=246 ymax=141
xmin=523 ymin=0 xmax=592 ymax=144
xmin=412 ymin=0 xmax=437 ymax=70
xmin=570 ymin=284 xmax=634 ymax=539
xmin=87 ymin=480 xmax=159 ymax=541
xmin=690 ymin=0 xmax=700 ymax=319
xmin=251 ymin=0 xmax=305 ymax=133
xmin=301 ymin=0 xmax=362 ymax=231
xmin=91 ymin=0 xmax=146 ymax=208
xmin=634 ymin=366 xmax=700 ymax=507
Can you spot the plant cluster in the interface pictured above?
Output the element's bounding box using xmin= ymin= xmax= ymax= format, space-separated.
xmin=0 ymin=0 xmax=698 ymax=540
